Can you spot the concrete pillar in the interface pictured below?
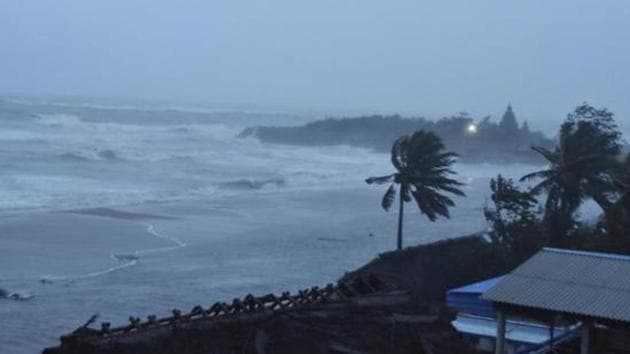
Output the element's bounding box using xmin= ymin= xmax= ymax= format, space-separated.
xmin=580 ymin=322 xmax=591 ymax=354
xmin=495 ymin=310 xmax=507 ymax=354
xmin=549 ymin=319 xmax=555 ymax=350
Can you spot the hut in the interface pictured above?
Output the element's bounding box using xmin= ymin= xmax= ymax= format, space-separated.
xmin=482 ymin=248 xmax=630 ymax=354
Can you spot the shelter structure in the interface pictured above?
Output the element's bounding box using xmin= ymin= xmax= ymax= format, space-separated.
xmin=447 ymin=276 xmax=575 ymax=353
xmin=482 ymin=248 xmax=630 ymax=354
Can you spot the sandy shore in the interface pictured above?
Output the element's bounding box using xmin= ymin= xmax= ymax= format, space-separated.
xmin=0 ymin=184 xmax=489 ymax=354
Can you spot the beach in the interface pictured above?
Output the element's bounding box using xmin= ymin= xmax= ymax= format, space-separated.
xmin=0 ymin=182 xmax=497 ymax=353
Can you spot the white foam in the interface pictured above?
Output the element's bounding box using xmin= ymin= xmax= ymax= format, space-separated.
xmin=37 ymin=224 xmax=185 ymax=283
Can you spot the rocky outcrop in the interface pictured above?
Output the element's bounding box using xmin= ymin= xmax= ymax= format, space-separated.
xmin=238 ymin=112 xmax=553 ymax=164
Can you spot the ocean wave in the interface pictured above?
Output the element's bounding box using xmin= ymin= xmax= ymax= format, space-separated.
xmin=0 ymin=288 xmax=33 ymax=301
xmin=56 ymin=149 xmax=123 ymax=162
xmin=57 ymin=153 xmax=92 ymax=162
xmin=217 ymin=177 xmax=286 ymax=191
xmin=36 ymin=113 xmax=83 ymax=127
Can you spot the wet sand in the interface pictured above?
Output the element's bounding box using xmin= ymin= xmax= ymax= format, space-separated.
xmin=64 ymin=207 xmax=176 ymax=220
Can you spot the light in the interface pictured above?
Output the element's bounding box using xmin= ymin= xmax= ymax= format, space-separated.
xmin=467 ymin=124 xmax=478 ymax=134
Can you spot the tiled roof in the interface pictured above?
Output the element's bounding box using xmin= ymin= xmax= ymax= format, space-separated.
xmin=481 ymin=247 xmax=630 ymax=322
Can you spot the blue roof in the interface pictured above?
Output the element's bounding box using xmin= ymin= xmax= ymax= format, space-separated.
xmin=448 ymin=276 xmax=504 ymax=295
xmin=447 ymin=276 xmax=505 ymax=318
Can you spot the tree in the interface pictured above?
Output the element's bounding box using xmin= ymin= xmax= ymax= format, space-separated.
xmin=607 ymin=153 xmax=630 ymax=245
xmin=521 ymin=104 xmax=622 ymax=244
xmin=366 ymin=131 xmax=465 ymax=250
xmin=484 ymin=175 xmax=543 ymax=263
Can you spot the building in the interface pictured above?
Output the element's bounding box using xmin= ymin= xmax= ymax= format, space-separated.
xmin=447 ymin=276 xmax=576 ymax=353
xmin=482 ymin=248 xmax=630 ymax=354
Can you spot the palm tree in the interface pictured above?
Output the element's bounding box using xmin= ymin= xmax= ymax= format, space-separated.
xmin=366 ymin=130 xmax=465 ymax=250
xmin=520 ymin=105 xmax=621 ymax=243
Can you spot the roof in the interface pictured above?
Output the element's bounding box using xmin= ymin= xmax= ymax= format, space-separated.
xmin=481 ymin=247 xmax=630 ymax=323
xmin=448 ymin=276 xmax=504 ymax=295
xmin=447 ymin=276 xmax=504 ymax=318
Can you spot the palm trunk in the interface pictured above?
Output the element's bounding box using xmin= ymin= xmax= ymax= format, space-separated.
xmin=397 ymin=186 xmax=404 ymax=251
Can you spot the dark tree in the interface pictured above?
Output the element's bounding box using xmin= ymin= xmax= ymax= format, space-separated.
xmin=366 ymin=131 xmax=465 ymax=250
xmin=484 ymin=175 xmax=543 ymax=263
xmin=521 ymin=104 xmax=622 ymax=244
xmin=607 ymin=153 xmax=630 ymax=245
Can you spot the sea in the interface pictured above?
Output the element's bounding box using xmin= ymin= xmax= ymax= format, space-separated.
xmin=0 ymin=97 xmax=541 ymax=353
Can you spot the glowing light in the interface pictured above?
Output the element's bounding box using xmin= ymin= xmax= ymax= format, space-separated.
xmin=467 ymin=124 xmax=478 ymax=134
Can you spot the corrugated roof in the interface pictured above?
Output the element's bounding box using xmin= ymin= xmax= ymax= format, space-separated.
xmin=481 ymin=247 xmax=630 ymax=323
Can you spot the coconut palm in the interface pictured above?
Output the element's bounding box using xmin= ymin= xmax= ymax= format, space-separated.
xmin=366 ymin=130 xmax=465 ymax=250
xmin=520 ymin=105 xmax=621 ymax=243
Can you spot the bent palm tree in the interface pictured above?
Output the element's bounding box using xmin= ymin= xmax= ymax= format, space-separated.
xmin=521 ymin=105 xmax=621 ymax=243
xmin=366 ymin=131 xmax=465 ymax=250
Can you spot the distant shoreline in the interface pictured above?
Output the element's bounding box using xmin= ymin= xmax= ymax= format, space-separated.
xmin=239 ymin=111 xmax=554 ymax=165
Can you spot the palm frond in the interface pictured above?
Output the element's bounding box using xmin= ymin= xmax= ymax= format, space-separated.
xmin=531 ymin=145 xmax=558 ymax=164
xmin=529 ymin=178 xmax=556 ymax=195
xmin=390 ymin=136 xmax=409 ymax=172
xmin=520 ymin=169 xmax=554 ymax=183
xmin=381 ymin=184 xmax=396 ymax=211
xmin=412 ymin=190 xmax=438 ymax=221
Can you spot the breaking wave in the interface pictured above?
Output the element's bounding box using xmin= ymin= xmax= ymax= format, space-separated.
xmin=56 ymin=149 xmax=123 ymax=162
xmin=0 ymin=288 xmax=33 ymax=301
xmin=217 ymin=178 xmax=286 ymax=191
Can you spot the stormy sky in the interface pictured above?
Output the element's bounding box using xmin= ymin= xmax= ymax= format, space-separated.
xmin=1 ymin=1 xmax=629 ymax=134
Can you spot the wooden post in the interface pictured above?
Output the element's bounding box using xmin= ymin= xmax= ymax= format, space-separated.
xmin=580 ymin=321 xmax=591 ymax=354
xmin=495 ymin=310 xmax=507 ymax=354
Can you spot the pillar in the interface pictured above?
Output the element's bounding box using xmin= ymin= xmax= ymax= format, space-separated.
xmin=495 ymin=310 xmax=507 ymax=354
xmin=580 ymin=321 xmax=591 ymax=354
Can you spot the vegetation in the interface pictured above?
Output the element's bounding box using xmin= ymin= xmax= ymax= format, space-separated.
xmin=360 ymin=103 xmax=630 ymax=258
xmin=352 ymin=103 xmax=630 ymax=307
xmin=484 ymin=175 xmax=544 ymax=266
xmin=239 ymin=105 xmax=553 ymax=164
xmin=366 ymin=131 xmax=465 ymax=250
xmin=606 ymin=153 xmax=630 ymax=250
xmin=520 ymin=104 xmax=623 ymax=246
xmin=482 ymin=104 xmax=630 ymax=261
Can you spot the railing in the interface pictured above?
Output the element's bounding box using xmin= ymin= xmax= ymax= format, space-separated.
xmin=61 ymin=273 xmax=395 ymax=343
